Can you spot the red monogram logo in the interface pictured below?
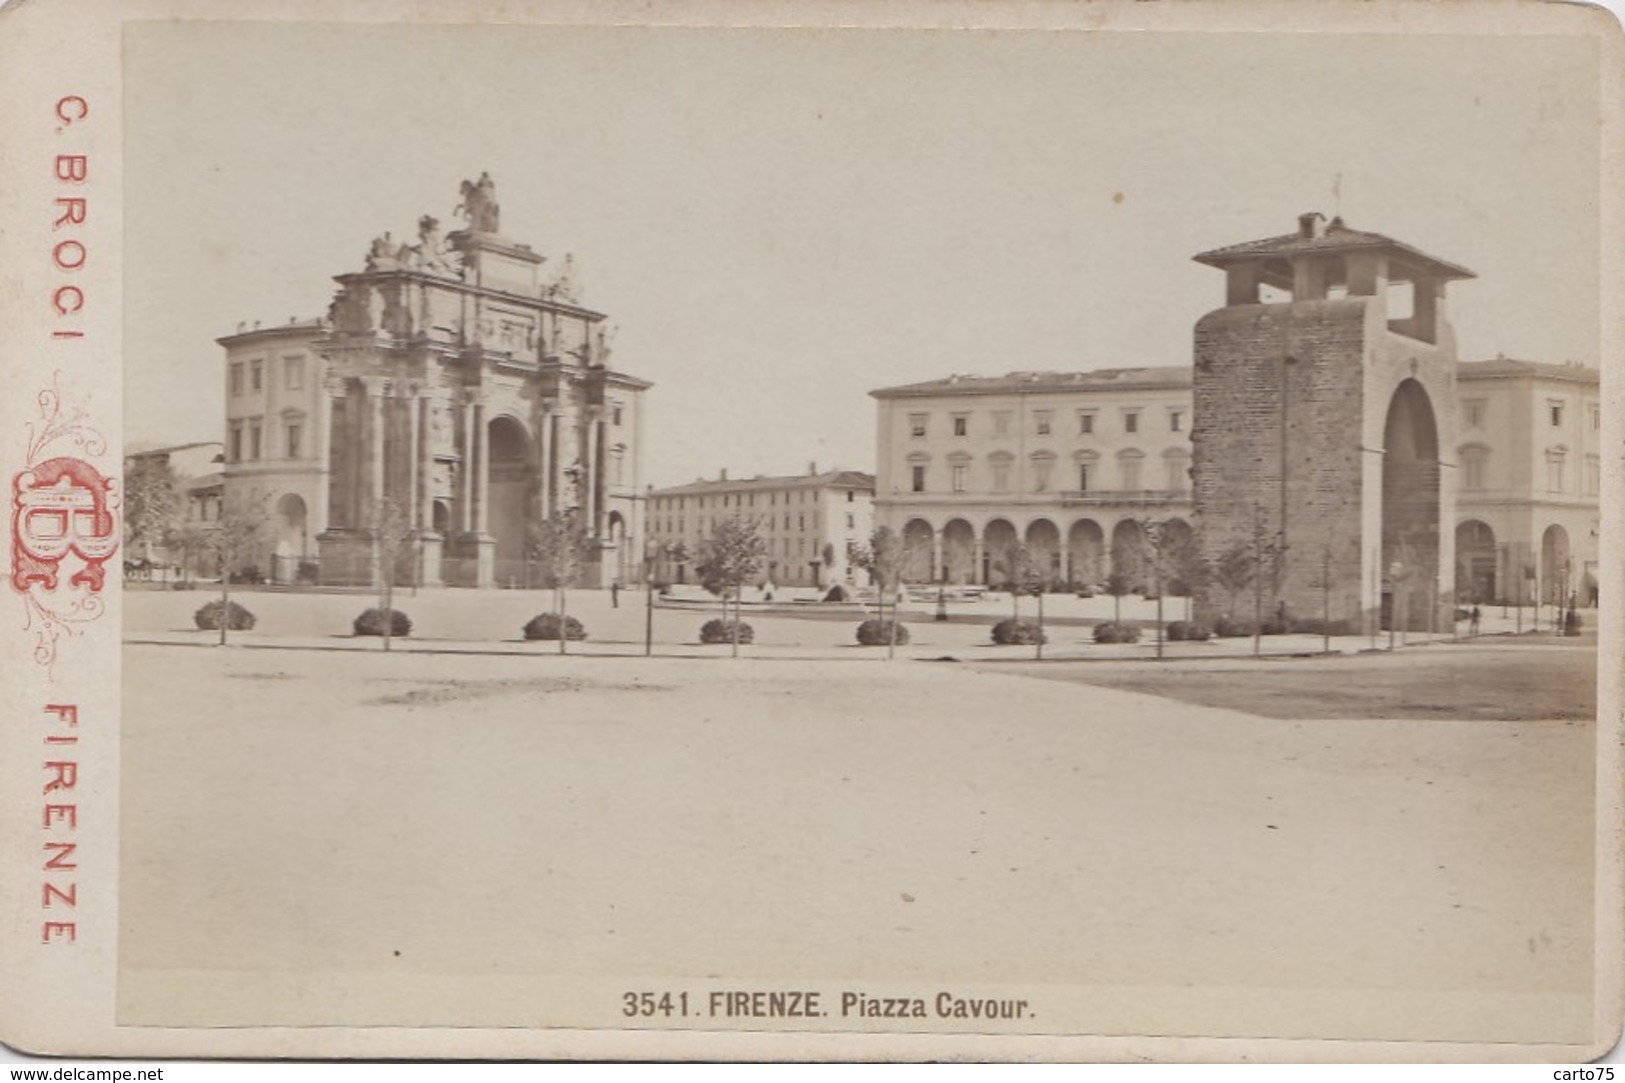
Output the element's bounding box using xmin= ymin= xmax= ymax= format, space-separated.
xmin=12 ymin=457 xmax=118 ymax=593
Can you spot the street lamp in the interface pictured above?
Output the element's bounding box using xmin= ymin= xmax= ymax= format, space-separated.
xmin=644 ymin=540 xmax=659 ymax=657
xmin=1388 ymin=561 xmax=1403 ymax=651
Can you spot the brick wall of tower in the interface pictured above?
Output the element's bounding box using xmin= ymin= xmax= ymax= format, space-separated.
xmin=1190 ymin=299 xmax=1372 ymax=626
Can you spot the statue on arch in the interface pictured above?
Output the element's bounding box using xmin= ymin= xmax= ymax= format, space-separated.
xmin=365 ymin=231 xmax=400 ymax=271
xmin=549 ymin=253 xmax=581 ymax=303
xmin=455 ymin=172 xmax=501 ymax=234
xmin=591 ymin=322 xmax=616 ymax=366
xmin=411 ymin=215 xmax=458 ymax=276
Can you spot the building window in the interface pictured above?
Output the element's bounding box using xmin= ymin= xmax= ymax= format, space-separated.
xmin=1031 ymin=454 xmax=1054 ymax=493
xmin=230 ymin=363 xmax=244 ymax=397
xmin=1164 ymin=451 xmax=1188 ymax=492
xmin=1168 ymin=410 xmax=1183 ymax=433
xmin=285 ymin=357 xmax=304 ymax=390
xmin=846 ymin=490 xmax=855 ymax=503
xmin=951 ymin=464 xmax=967 ymax=492
xmin=846 ymin=513 xmax=855 ymax=529
xmin=251 ymin=361 xmax=263 ymax=392
xmin=1590 ymin=403 xmax=1601 ymax=430
xmin=287 ymin=423 xmax=302 ymax=459
xmin=911 ymin=465 xmax=926 ymax=493
xmin=993 ymin=411 xmax=1012 ymax=437
xmin=1461 ymin=448 xmax=1487 ymax=491
xmin=1123 ymin=410 xmax=1139 ymax=434
xmin=1546 ymin=448 xmax=1567 ymax=491
xmin=951 ymin=414 xmax=969 ymax=437
xmin=249 ymin=422 xmax=262 ymax=461
xmin=1078 ymin=411 xmax=1095 ymax=435
xmin=1078 ymin=463 xmax=1091 ymax=492
xmin=613 ymin=405 xmax=624 ymax=426
xmin=228 ymin=423 xmax=242 ymax=463
xmin=1586 ymin=454 xmax=1601 ymax=496
xmin=910 ymin=413 xmax=928 ymax=438
xmin=798 ymin=514 xmax=805 ymax=531
xmin=1035 ymin=411 xmax=1052 ymax=436
xmin=1119 ymin=451 xmax=1143 ymax=490
xmin=991 ymin=461 xmax=1011 ymax=492
xmin=1549 ymin=401 xmax=1564 ymax=427
xmin=1463 ymin=399 xmax=1486 ymax=429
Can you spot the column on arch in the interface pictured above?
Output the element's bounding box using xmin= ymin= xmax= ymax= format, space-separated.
xmin=472 ymin=397 xmax=490 ymax=536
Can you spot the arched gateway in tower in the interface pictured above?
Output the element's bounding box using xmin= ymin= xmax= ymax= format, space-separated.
xmin=1188 ymin=213 xmax=1474 ymax=632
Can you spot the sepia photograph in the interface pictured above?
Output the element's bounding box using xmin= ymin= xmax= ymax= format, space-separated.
xmin=1 ymin=0 xmax=1620 ymax=1063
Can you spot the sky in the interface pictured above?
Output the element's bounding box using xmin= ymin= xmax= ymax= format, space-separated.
xmin=123 ymin=19 xmax=1604 ymax=488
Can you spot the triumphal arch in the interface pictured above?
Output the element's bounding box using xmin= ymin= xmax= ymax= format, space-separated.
xmin=228 ymin=174 xmax=651 ymax=589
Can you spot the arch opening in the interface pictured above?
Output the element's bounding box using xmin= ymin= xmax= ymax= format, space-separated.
xmin=1066 ymin=519 xmax=1105 ymax=591
xmin=1381 ymin=379 xmax=1441 ymax=630
xmin=487 ymin=415 xmax=535 ymax=586
xmin=1455 ymin=520 xmax=1497 ymax=605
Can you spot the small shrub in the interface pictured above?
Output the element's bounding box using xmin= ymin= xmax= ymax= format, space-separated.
xmin=523 ymin=613 xmax=586 ymax=641
xmin=1166 ymin=620 xmax=1211 ymax=642
xmin=700 ymin=618 xmax=754 ymax=645
xmin=1453 ymin=607 xmax=1472 ymax=622
xmin=1074 ymin=588 xmax=1095 ymax=599
xmin=823 ymin=584 xmax=851 ymax=603
xmin=1260 ymin=616 xmax=1290 ymax=636
xmin=856 ymin=619 xmax=910 ymax=646
xmin=1093 ymin=620 xmax=1142 ymax=644
xmin=171 ymin=579 xmax=198 ymax=591
xmin=991 ymin=618 xmax=1047 ymax=646
xmin=297 ymin=561 xmax=320 ymax=585
xmin=354 ymin=607 xmax=411 ymax=637
xmin=1563 ymin=609 xmax=1583 ymax=636
xmin=194 ymin=599 xmax=255 ymax=631
xmin=1213 ymin=616 xmax=1257 ymax=638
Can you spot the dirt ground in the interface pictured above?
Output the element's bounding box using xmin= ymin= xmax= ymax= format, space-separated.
xmin=116 ymin=640 xmax=1597 ymax=1044
xmin=982 ymin=643 xmax=1597 ymax=721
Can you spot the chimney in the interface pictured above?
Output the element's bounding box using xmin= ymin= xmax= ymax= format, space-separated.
xmin=808 ymin=461 xmax=818 ymax=476
xmin=1298 ymin=212 xmax=1327 ymax=240
xmin=720 ymin=468 xmax=728 ymax=481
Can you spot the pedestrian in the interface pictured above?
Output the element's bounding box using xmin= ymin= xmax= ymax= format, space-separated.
xmin=611 ymin=579 xmax=620 ymax=608
xmin=1469 ymin=604 xmax=1481 ymax=636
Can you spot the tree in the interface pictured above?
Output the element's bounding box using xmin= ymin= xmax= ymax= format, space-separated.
xmin=201 ymin=490 xmax=268 ymax=646
xmin=694 ymin=515 xmax=767 ymax=657
xmin=848 ymin=525 xmax=914 ymax=659
xmin=369 ymin=495 xmax=415 ymax=652
xmin=1102 ymin=569 xmax=1131 ymax=623
xmin=989 ymin=540 xmax=1040 ymax=620
xmin=529 ymin=509 xmax=592 ymax=655
xmin=124 ymin=457 xmax=181 ymax=567
xmin=1209 ymin=539 xmax=1257 ymax=619
xmin=1163 ymin=527 xmax=1206 ymax=621
xmin=1136 ymin=518 xmax=1172 ymax=658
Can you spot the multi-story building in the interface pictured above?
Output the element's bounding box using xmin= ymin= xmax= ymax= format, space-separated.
xmin=219 ymin=174 xmax=652 ymax=588
xmin=219 ymin=321 xmax=329 ymax=582
xmin=123 ymin=441 xmax=225 ymax=571
xmin=872 ymin=359 xmax=1599 ymax=607
xmin=1454 ymin=358 xmax=1601 ymax=606
xmin=870 ymin=367 xmax=1194 ymax=589
xmin=646 ymin=468 xmax=876 ymax=589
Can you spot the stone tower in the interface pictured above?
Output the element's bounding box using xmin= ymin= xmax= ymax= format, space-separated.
xmin=1189 ymin=213 xmax=1474 ymax=632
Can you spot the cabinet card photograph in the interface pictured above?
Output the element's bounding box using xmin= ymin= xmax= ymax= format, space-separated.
xmin=0 ymin=0 xmax=1620 ymax=1063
